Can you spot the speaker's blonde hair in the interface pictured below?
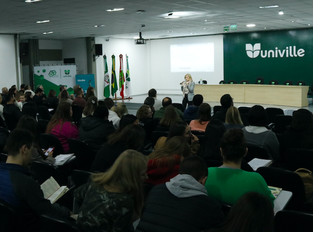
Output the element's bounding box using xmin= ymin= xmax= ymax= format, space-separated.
xmin=226 ymin=106 xmax=243 ymax=125
xmin=184 ymin=74 xmax=193 ymax=82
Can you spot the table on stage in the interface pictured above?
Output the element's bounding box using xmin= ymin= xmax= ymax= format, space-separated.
xmin=195 ymin=84 xmax=309 ymax=107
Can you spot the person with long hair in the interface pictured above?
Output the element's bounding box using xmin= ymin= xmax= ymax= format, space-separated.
xmin=205 ymin=129 xmax=275 ymax=206
xmin=156 ymin=105 xmax=182 ymax=131
xmin=85 ymin=86 xmax=95 ymax=101
xmin=91 ymin=124 xmax=146 ymax=172
xmin=46 ymin=102 xmax=78 ymax=153
xmin=82 ymin=96 xmax=98 ymax=118
xmin=111 ymin=103 xmax=128 ymax=118
xmin=207 ymin=192 xmax=274 ymax=232
xmin=224 ymin=106 xmax=244 ymax=130
xmin=146 ymin=136 xmax=191 ymax=185
xmin=75 ymin=149 xmax=147 ymax=232
xmin=16 ymin=115 xmax=55 ymax=165
xmin=190 ymin=103 xmax=211 ymax=132
xmin=181 ymin=73 xmax=195 ymax=110
xmin=46 ymin=89 xmax=59 ymax=110
xmin=136 ymin=104 xmax=155 ymax=142
xmin=59 ymin=90 xmax=73 ymax=105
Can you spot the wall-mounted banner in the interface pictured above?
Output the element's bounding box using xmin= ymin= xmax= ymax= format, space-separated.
xmin=224 ymin=28 xmax=313 ymax=85
xmin=34 ymin=65 xmax=77 ymax=95
xmin=76 ymin=74 xmax=95 ymax=94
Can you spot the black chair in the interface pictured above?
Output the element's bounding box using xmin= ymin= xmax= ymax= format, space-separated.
xmin=297 ymin=80 xmax=306 ymax=86
xmin=37 ymin=106 xmax=51 ymax=120
xmin=240 ymin=80 xmax=249 ymax=84
xmin=238 ymin=106 xmax=251 ymax=116
xmin=257 ymin=167 xmax=306 ymax=210
xmin=38 ymin=119 xmax=49 ymax=134
xmin=150 ymin=131 xmax=169 ymax=148
xmin=213 ymin=105 xmax=222 ymax=115
xmin=245 ymin=145 xmax=270 ymax=162
xmin=71 ymin=169 xmax=92 ymax=189
xmin=0 ymin=200 xmax=27 ymax=231
xmin=0 ymin=153 xmax=7 ymax=163
xmin=219 ymin=80 xmax=225 ymax=84
xmin=39 ymin=133 xmax=64 ymax=156
xmin=3 ymin=112 xmax=18 ymax=131
xmin=0 ymin=116 xmax=7 ymax=128
xmin=40 ymin=214 xmax=80 ymax=232
xmin=228 ymin=80 xmax=236 ymax=84
xmin=68 ymin=139 xmax=96 ymax=171
xmin=283 ymin=149 xmax=313 ymax=172
xmin=255 ymin=77 xmax=264 ymax=84
xmin=202 ymin=80 xmax=207 ymax=84
xmin=71 ymin=104 xmax=83 ymax=125
xmin=265 ymin=107 xmax=284 ymax=124
xmin=275 ymin=210 xmax=313 ymax=232
xmin=269 ymin=80 xmax=279 ymax=85
xmin=191 ymin=130 xmax=205 ymax=145
xmin=172 ymin=103 xmax=184 ymax=113
xmin=271 ymin=115 xmax=292 ymax=134
xmin=284 ymin=80 xmax=293 ymax=85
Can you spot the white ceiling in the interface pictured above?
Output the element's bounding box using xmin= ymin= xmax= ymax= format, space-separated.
xmin=1 ymin=0 xmax=313 ymax=40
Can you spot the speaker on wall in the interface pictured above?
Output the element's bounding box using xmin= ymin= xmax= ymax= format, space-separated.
xmin=64 ymin=58 xmax=75 ymax=64
xmin=95 ymin=44 xmax=103 ymax=56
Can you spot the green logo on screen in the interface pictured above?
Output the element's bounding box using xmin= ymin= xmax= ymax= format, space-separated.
xmin=48 ymin=70 xmax=57 ymax=77
xmin=64 ymin=70 xmax=70 ymax=75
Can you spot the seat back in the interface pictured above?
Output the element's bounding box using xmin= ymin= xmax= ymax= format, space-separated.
xmin=40 ymin=214 xmax=80 ymax=232
xmin=71 ymin=104 xmax=83 ymax=125
xmin=68 ymin=139 xmax=95 ymax=171
xmin=219 ymin=80 xmax=225 ymax=84
xmin=150 ymin=131 xmax=169 ymax=148
xmin=283 ymin=149 xmax=313 ymax=172
xmin=72 ymin=169 xmax=92 ymax=189
xmin=257 ymin=167 xmax=306 ymax=208
xmin=37 ymin=106 xmax=51 ymax=120
xmin=172 ymin=103 xmax=184 ymax=113
xmin=213 ymin=105 xmax=222 ymax=115
xmin=272 ymin=115 xmax=292 ymax=134
xmin=38 ymin=119 xmax=49 ymax=134
xmin=297 ymin=80 xmax=306 ymax=86
xmin=265 ymin=107 xmax=284 ymax=124
xmin=0 ymin=200 xmax=26 ymax=231
xmin=39 ymin=133 xmax=64 ymax=156
xmin=245 ymin=145 xmax=270 ymax=162
xmin=275 ymin=210 xmax=313 ymax=232
xmin=3 ymin=112 xmax=18 ymax=131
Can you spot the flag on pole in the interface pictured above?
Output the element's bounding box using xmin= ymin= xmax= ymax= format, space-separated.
xmin=111 ymin=55 xmax=118 ymax=96
xmin=125 ymin=54 xmax=131 ymax=97
xmin=103 ymin=55 xmax=110 ymax=98
xmin=119 ymin=54 xmax=125 ymax=99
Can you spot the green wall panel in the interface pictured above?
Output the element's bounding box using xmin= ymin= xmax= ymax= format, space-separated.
xmin=224 ymin=28 xmax=313 ymax=86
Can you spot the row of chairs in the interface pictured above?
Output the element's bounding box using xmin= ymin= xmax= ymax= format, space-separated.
xmin=219 ymin=79 xmax=306 ymax=86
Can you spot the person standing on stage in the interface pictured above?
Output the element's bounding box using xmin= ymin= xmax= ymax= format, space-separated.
xmin=181 ymin=74 xmax=195 ymax=110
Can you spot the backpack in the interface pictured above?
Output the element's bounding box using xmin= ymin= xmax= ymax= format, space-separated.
xmin=295 ymin=168 xmax=313 ymax=199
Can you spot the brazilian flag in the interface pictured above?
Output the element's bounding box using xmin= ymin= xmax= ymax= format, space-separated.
xmin=111 ymin=55 xmax=118 ymax=96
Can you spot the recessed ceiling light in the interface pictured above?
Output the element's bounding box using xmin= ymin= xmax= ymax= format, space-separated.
xmin=204 ymin=28 xmax=206 ymax=30
xmin=309 ymin=24 xmax=311 ymax=26
xmin=264 ymin=27 xmax=267 ymax=29
xmin=43 ymin=31 xmax=53 ymax=34
xmin=167 ymin=30 xmax=173 ymax=33
xmin=292 ymin=21 xmax=294 ymax=23
xmin=259 ymin=5 xmax=279 ymax=9
xmin=36 ymin=20 xmax=50 ymax=24
xmin=205 ymin=20 xmax=208 ymax=22
xmin=246 ymin=24 xmax=256 ymax=27
xmin=94 ymin=25 xmax=105 ymax=28
xmin=279 ymin=11 xmax=284 ymax=15
xmin=25 ymin=0 xmax=42 ymax=2
xmin=106 ymin=8 xmax=124 ymax=12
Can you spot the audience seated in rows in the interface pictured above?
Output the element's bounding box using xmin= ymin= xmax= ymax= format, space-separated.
xmin=243 ymin=105 xmax=280 ymax=162
xmin=154 ymin=97 xmax=184 ymax=119
xmin=190 ymin=102 xmax=211 ymax=132
xmin=33 ymin=88 xmax=44 ymax=106
xmin=82 ymin=96 xmax=98 ymax=118
xmin=146 ymin=136 xmax=190 ymax=185
xmin=144 ymin=96 xmax=155 ymax=115
xmin=3 ymin=93 xmax=22 ymax=130
xmin=60 ymin=90 xmax=73 ymax=105
xmin=184 ymin=94 xmax=203 ymax=121
xmin=224 ymin=106 xmax=244 ymax=130
xmin=91 ymin=124 xmax=145 ymax=172
xmin=75 ymin=150 xmax=147 ymax=232
xmin=103 ymin=98 xmax=120 ymax=129
xmin=111 ymin=102 xmax=128 ymax=118
xmin=205 ymin=129 xmax=275 ymax=205
xmin=148 ymin=88 xmax=162 ymax=110
xmin=156 ymin=105 xmax=182 ymax=131
xmin=137 ymin=104 xmax=155 ymax=142
xmin=84 ymin=86 xmax=95 ymax=101
xmin=115 ymin=114 xmax=139 ymax=133
xmin=46 ymin=102 xmax=79 ymax=153
xmin=136 ymin=156 xmax=224 ymax=232
xmin=46 ymin=89 xmax=59 ymax=109
xmin=79 ymin=105 xmax=115 ymax=153
xmin=72 ymin=87 xmax=86 ymax=108
xmin=0 ymin=129 xmax=70 ymax=232
xmin=212 ymin=94 xmax=233 ymax=122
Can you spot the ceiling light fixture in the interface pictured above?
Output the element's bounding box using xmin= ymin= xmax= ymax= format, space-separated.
xmin=309 ymin=24 xmax=311 ymax=26
xmin=106 ymin=8 xmax=124 ymax=12
xmin=246 ymin=24 xmax=256 ymax=27
xmin=94 ymin=25 xmax=105 ymax=27
xmin=43 ymin=31 xmax=53 ymax=34
xmin=36 ymin=20 xmax=50 ymax=24
xmin=279 ymin=11 xmax=284 ymax=15
xmin=259 ymin=5 xmax=279 ymax=9
xmin=25 ymin=0 xmax=42 ymax=2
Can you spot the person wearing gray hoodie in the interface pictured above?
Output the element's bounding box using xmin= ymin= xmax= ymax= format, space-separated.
xmin=136 ymin=156 xmax=224 ymax=232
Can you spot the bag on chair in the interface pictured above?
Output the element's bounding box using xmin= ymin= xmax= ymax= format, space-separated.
xmin=295 ymin=168 xmax=313 ymax=199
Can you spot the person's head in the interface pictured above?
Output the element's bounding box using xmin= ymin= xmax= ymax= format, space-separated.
xmin=220 ymin=192 xmax=274 ymax=232
xmin=76 ymin=87 xmax=83 ymax=97
xmin=111 ymin=103 xmax=128 ymax=118
xmin=159 ymin=105 xmax=182 ymax=127
xmin=167 ymin=121 xmax=189 ymax=141
xmin=25 ymin=85 xmax=31 ymax=90
xmin=103 ymin=98 xmax=114 ymax=109
xmin=136 ymin=104 xmax=153 ymax=121
xmin=192 ymin=94 xmax=203 ymax=106
xmin=86 ymin=86 xmax=95 ymax=98
xmin=59 ymin=85 xmax=66 ymax=92
xmin=162 ymin=97 xmax=172 ymax=107
xmin=6 ymin=93 xmax=15 ymax=104
xmin=248 ymin=105 xmax=267 ymax=127
xmin=198 ymin=103 xmax=211 ymax=124
xmin=179 ymin=156 xmax=208 ymax=184
xmin=144 ymin=97 xmax=155 ymax=108
xmin=108 ymin=124 xmax=145 ymax=150
xmin=35 ymin=87 xmax=43 ymax=95
xmin=16 ymin=115 xmax=38 ymax=141
xmin=225 ymin=106 xmax=243 ymax=125
xmin=83 ymin=96 xmax=98 ymax=117
xmin=148 ymin=136 xmax=191 ymax=163
xmin=48 ymin=89 xmax=56 ymax=98
xmin=5 ymin=129 xmax=34 ymax=166
xmin=60 ymin=90 xmax=69 ymax=100
xmin=73 ymin=85 xmax=81 ymax=95
xmin=184 ymin=74 xmax=193 ymax=82
xmin=9 ymin=86 xmax=17 ymax=95
xmin=24 ymin=90 xmax=34 ymax=100
xmin=148 ymin=88 xmax=157 ymax=98
xmin=220 ymin=129 xmax=247 ymax=163
xmin=2 ymin=87 xmax=8 ymax=94
xmin=94 ymin=105 xmax=109 ymax=120
xmin=291 ymin=109 xmax=313 ymax=131
xmin=92 ymin=149 xmax=147 ymax=215
xmin=37 ymin=85 xmax=44 ymax=91
xmin=220 ymin=94 xmax=233 ymax=109
xmin=46 ymin=102 xmax=72 ymax=133
xmin=20 ymin=84 xmax=26 ymax=91
xmin=118 ymin=114 xmax=138 ymax=132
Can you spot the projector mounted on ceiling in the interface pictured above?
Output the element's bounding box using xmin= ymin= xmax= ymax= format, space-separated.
xmin=135 ymin=32 xmax=146 ymax=45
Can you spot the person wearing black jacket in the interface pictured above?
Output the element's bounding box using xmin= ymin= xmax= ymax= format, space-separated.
xmin=79 ymin=105 xmax=115 ymax=153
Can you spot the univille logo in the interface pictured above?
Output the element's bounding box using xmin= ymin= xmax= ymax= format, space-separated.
xmin=64 ymin=70 xmax=70 ymax=75
xmin=245 ymin=43 xmax=305 ymax=59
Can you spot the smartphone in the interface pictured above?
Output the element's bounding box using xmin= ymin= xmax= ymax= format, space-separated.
xmin=44 ymin=147 xmax=54 ymax=156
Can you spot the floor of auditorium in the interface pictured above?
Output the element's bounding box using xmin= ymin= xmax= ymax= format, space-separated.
xmin=114 ymin=94 xmax=313 ymax=116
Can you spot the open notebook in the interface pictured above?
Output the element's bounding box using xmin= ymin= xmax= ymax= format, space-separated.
xmin=54 ymin=153 xmax=75 ymax=166
xmin=248 ymin=158 xmax=272 ymax=171
xmin=40 ymin=176 xmax=69 ymax=204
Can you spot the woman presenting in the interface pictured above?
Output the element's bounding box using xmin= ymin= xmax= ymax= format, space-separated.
xmin=181 ymin=73 xmax=195 ymax=109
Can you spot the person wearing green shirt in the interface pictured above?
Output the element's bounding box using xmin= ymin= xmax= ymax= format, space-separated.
xmin=205 ymin=129 xmax=275 ymax=206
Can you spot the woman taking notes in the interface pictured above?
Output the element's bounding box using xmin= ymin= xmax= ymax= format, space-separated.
xmin=181 ymin=73 xmax=195 ymax=110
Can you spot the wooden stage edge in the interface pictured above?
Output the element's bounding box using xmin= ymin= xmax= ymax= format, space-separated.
xmin=195 ymin=84 xmax=309 ymax=108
